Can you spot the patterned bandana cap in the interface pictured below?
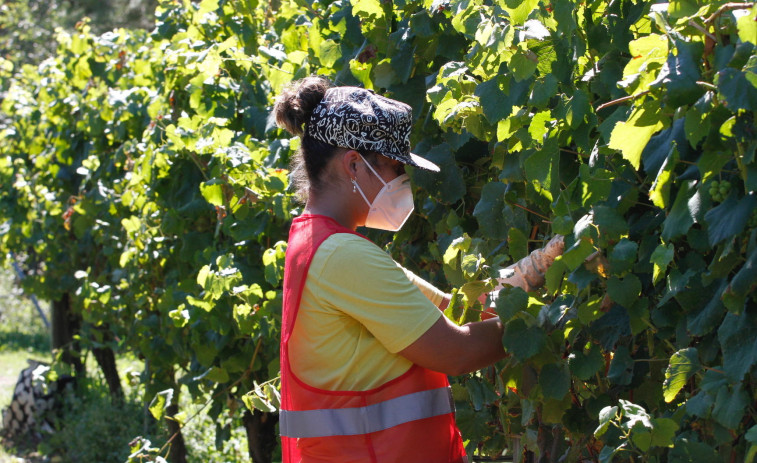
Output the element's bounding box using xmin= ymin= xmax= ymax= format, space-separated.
xmin=307 ymin=87 xmax=440 ymax=172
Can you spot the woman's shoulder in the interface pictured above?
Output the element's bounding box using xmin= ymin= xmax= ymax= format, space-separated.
xmin=319 ymin=232 xmax=384 ymax=256
xmin=313 ymin=233 xmax=397 ymax=274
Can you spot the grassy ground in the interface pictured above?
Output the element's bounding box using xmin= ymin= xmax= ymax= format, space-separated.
xmin=0 ymin=266 xmax=251 ymax=462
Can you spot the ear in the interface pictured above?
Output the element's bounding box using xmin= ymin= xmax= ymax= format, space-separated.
xmin=340 ymin=149 xmax=362 ymax=179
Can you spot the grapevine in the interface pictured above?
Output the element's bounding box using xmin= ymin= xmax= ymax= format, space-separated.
xmin=1 ymin=0 xmax=756 ymax=461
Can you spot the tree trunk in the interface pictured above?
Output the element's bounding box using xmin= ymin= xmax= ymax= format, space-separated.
xmin=243 ymin=409 xmax=279 ymax=463
xmin=166 ymin=402 xmax=188 ymax=463
xmin=537 ymin=425 xmax=566 ymax=463
xmin=166 ymin=386 xmax=188 ymax=463
xmin=92 ymin=345 xmax=123 ymax=400
xmin=50 ymin=292 xmax=84 ymax=378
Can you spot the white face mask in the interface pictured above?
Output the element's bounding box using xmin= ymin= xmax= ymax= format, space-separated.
xmin=352 ymin=155 xmax=414 ymax=231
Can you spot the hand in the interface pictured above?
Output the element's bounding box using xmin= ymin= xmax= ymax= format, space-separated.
xmin=491 ymin=234 xmax=566 ymax=294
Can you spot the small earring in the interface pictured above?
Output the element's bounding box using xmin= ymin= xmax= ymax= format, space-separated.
xmin=351 ymin=179 xmax=357 ymax=193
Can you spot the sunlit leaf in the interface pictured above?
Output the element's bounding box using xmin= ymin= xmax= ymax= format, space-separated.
xmin=663 ymin=348 xmax=701 ymax=403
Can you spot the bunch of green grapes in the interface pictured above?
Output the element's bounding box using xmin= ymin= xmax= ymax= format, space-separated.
xmin=708 ymin=180 xmax=731 ymax=202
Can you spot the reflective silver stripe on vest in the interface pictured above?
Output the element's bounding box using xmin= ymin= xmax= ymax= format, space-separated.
xmin=280 ymin=386 xmax=454 ymax=438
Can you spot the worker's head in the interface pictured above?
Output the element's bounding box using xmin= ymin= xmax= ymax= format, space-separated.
xmin=273 ymin=77 xmax=438 ymax=204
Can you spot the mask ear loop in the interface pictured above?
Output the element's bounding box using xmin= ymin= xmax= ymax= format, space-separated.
xmin=351 ymin=178 xmax=373 ymax=207
xmin=357 ymin=153 xmax=388 ymax=188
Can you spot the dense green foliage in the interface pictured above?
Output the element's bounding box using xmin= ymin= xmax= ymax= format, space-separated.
xmin=1 ymin=0 xmax=756 ymax=461
xmin=0 ymin=0 xmax=158 ymax=67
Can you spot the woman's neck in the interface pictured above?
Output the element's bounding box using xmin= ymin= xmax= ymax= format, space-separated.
xmin=304 ymin=191 xmax=362 ymax=231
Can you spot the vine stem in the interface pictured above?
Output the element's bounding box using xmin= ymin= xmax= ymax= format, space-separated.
xmin=560 ymin=147 xmax=588 ymax=158
xmin=512 ymin=202 xmax=550 ymax=221
xmin=703 ymin=365 xmax=726 ymax=375
xmin=697 ymin=81 xmax=717 ymax=91
xmin=705 ymin=3 xmax=755 ymax=25
xmin=595 ymin=90 xmax=650 ymax=112
xmin=688 ymin=19 xmax=718 ymax=41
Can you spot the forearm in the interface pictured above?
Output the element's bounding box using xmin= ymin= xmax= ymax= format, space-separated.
xmin=399 ymin=316 xmax=506 ymax=377
xmin=455 ymin=318 xmax=508 ymax=374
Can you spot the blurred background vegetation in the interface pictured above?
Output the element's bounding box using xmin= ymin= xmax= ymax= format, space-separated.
xmin=0 ymin=0 xmax=158 ymax=67
xmin=0 ymin=262 xmax=249 ymax=463
xmin=1 ymin=3 xmax=252 ymax=461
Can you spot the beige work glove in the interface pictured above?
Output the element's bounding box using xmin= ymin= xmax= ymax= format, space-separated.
xmin=494 ymin=235 xmax=565 ymax=292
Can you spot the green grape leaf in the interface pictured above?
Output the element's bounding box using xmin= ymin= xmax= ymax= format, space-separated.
xmin=661 ymin=180 xmax=699 ymax=241
xmin=717 ymin=67 xmax=757 ymax=112
xmin=663 ymin=348 xmax=701 ymax=403
xmin=411 ymin=143 xmax=466 ymax=203
xmin=503 ymin=318 xmax=546 ymax=361
xmin=712 ymin=383 xmax=749 ymax=429
xmin=242 ymin=391 xmax=277 ymax=413
xmin=508 ymin=227 xmax=528 ymax=261
xmin=656 ymin=40 xmax=705 ymax=108
xmin=718 ymin=311 xmax=757 ymax=382
xmin=319 ymin=39 xmax=341 ymax=68
xmin=495 ymin=286 xmax=529 ymax=321
xmin=509 ymin=48 xmax=538 ymax=82
xmin=541 ymin=396 xmax=571 ymax=424
xmin=466 ymin=379 xmax=498 ymax=411
xmin=609 ymin=239 xmax=638 ymax=275
xmin=650 ymin=243 xmax=674 ymax=285
xmin=687 ymin=279 xmax=727 ymax=336
xmin=649 ymin=150 xmax=678 ymax=209
xmin=528 ymin=110 xmax=552 ymax=142
xmin=650 ymin=418 xmax=679 ymax=448
xmin=475 ymin=76 xmax=510 ymax=124
xmin=473 ymin=181 xmax=509 ymax=240
xmin=668 ymin=0 xmax=701 ymax=18
xmin=200 ymin=180 xmax=225 ymax=207
xmin=593 ymin=205 xmax=629 ymax=242
xmin=502 ymin=0 xmax=539 ymax=25
xmin=704 ymin=193 xmax=757 ymax=246
xmin=540 ymin=362 xmax=571 ymax=400
xmin=642 ymin=118 xmax=689 ymax=178
xmin=607 ymin=345 xmax=634 ymax=386
xmin=352 ymin=0 xmax=384 ymax=20
xmin=569 ymin=344 xmax=604 ymax=380
xmin=204 ymin=366 xmax=230 ymax=383
xmin=524 ymin=135 xmax=559 ymax=199
xmin=748 ymin=425 xmax=757 ymax=443
xmin=595 ymin=405 xmax=619 ymax=438
xmin=148 ymin=389 xmax=174 ymax=421
xmin=590 ymin=306 xmax=631 ymax=350
xmin=737 ymin=5 xmax=757 ymax=45
xmin=669 ymin=438 xmax=719 ymax=462
xmin=564 ymin=89 xmax=590 ymax=129
xmin=561 ymin=238 xmax=595 ymax=271
xmin=727 ymin=246 xmax=757 ymax=298
xmin=609 ymin=102 xmax=665 ymax=170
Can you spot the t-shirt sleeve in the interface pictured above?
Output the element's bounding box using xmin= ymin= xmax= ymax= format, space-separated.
xmin=310 ymin=234 xmax=443 ymax=354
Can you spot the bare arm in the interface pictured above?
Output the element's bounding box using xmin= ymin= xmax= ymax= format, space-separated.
xmin=407 ymin=236 xmax=564 ymax=376
xmin=398 ymin=315 xmax=506 ymax=377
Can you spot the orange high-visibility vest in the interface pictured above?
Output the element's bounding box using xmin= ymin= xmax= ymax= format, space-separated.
xmin=280 ymin=214 xmax=468 ymax=463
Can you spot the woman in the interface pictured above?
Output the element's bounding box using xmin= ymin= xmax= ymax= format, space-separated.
xmin=274 ymin=76 xmax=561 ymax=462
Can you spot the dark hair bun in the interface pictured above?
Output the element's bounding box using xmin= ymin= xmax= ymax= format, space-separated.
xmin=274 ymin=76 xmax=333 ymax=137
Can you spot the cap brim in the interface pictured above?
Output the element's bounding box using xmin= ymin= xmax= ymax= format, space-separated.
xmin=409 ymin=152 xmax=440 ymax=172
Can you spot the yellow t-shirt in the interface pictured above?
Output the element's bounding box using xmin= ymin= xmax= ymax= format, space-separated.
xmin=289 ymin=233 xmax=446 ymax=391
